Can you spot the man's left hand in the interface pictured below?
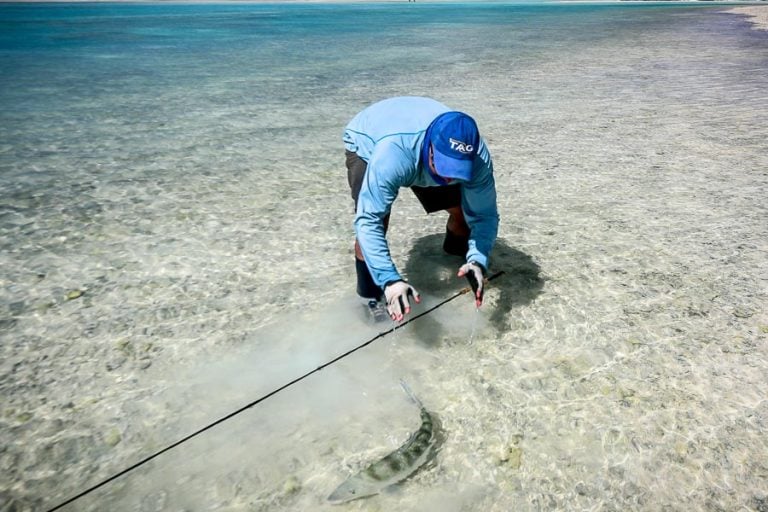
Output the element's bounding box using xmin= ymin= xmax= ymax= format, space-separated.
xmin=458 ymin=261 xmax=485 ymax=307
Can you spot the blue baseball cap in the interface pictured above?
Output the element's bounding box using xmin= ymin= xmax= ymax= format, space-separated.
xmin=429 ymin=111 xmax=480 ymax=182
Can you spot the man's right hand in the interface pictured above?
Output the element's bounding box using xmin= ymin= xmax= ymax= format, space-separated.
xmin=384 ymin=280 xmax=421 ymax=322
xmin=458 ymin=261 xmax=485 ymax=307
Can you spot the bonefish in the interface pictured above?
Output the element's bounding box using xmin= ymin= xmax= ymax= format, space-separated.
xmin=327 ymin=380 xmax=440 ymax=504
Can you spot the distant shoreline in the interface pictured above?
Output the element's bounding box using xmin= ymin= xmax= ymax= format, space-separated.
xmin=2 ymin=0 xmax=768 ymax=4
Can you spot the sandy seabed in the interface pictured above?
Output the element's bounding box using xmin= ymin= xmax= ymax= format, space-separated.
xmin=1 ymin=5 xmax=768 ymax=512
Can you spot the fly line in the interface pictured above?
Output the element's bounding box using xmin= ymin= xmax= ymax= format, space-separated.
xmin=46 ymin=270 xmax=504 ymax=512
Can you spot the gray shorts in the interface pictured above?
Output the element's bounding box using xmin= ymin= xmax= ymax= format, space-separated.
xmin=345 ymin=150 xmax=461 ymax=213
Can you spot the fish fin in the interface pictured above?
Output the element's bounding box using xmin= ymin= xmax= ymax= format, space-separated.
xmin=399 ymin=379 xmax=424 ymax=409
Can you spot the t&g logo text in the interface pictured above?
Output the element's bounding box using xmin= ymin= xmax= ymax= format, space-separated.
xmin=449 ymin=138 xmax=474 ymax=154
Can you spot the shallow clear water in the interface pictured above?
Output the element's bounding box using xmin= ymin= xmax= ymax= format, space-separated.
xmin=1 ymin=2 xmax=767 ymax=511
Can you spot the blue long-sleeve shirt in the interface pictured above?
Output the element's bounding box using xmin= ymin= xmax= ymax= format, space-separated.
xmin=343 ymin=96 xmax=499 ymax=287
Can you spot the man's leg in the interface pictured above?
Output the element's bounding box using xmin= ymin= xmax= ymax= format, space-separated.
xmin=446 ymin=206 xmax=469 ymax=236
xmin=443 ymin=206 xmax=470 ymax=257
xmin=410 ymin=185 xmax=470 ymax=257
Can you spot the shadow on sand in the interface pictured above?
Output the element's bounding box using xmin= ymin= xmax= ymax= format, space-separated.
xmin=402 ymin=234 xmax=544 ymax=346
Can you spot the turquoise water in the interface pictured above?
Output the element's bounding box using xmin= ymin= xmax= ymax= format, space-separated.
xmin=2 ymin=2 xmax=767 ymax=511
xmin=1 ymin=2 xmax=761 ymax=192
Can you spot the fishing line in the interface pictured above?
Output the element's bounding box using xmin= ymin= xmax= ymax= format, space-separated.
xmin=45 ymin=270 xmax=504 ymax=512
xmin=467 ymin=307 xmax=481 ymax=345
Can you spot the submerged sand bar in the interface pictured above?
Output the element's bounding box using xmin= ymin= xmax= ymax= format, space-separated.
xmin=727 ymin=5 xmax=768 ymax=30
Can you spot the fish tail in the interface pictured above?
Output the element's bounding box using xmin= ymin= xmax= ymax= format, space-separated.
xmin=399 ymin=379 xmax=424 ymax=409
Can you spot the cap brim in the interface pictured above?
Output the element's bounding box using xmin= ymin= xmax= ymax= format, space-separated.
xmin=433 ymin=148 xmax=473 ymax=181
